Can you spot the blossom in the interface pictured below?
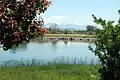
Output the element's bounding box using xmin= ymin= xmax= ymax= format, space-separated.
xmin=0 ymin=13 xmax=2 ymax=17
xmin=31 ymin=1 xmax=36 ymax=7
xmin=13 ymin=32 xmax=22 ymax=36
xmin=39 ymin=10 xmax=43 ymax=13
xmin=44 ymin=0 xmax=52 ymax=6
xmin=10 ymin=17 xmax=14 ymax=23
xmin=39 ymin=27 xmax=46 ymax=34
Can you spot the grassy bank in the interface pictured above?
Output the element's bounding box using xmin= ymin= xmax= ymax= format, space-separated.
xmin=0 ymin=58 xmax=101 ymax=80
xmin=0 ymin=64 xmax=100 ymax=80
xmin=44 ymin=34 xmax=96 ymax=38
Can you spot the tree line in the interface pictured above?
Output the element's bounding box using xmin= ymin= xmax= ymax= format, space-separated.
xmin=45 ymin=23 xmax=96 ymax=34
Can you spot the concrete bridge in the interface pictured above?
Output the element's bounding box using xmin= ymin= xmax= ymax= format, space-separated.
xmin=43 ymin=37 xmax=95 ymax=42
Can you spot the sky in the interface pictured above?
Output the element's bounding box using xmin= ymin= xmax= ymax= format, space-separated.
xmin=40 ymin=0 xmax=120 ymax=25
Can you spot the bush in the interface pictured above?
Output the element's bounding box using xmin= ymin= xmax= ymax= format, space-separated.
xmin=89 ymin=14 xmax=120 ymax=80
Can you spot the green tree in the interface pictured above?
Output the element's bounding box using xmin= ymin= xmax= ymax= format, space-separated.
xmin=50 ymin=23 xmax=59 ymax=34
xmin=86 ymin=25 xmax=95 ymax=35
xmin=64 ymin=29 xmax=68 ymax=34
xmin=89 ymin=13 xmax=120 ymax=80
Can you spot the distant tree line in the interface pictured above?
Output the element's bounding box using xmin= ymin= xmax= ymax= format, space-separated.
xmin=45 ymin=23 xmax=95 ymax=35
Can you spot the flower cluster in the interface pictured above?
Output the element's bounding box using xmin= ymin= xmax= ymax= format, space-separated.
xmin=0 ymin=0 xmax=51 ymax=50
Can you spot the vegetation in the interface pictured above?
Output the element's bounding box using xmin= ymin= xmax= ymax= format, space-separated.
xmin=48 ymin=23 xmax=59 ymax=34
xmin=64 ymin=29 xmax=69 ymax=34
xmin=0 ymin=64 xmax=100 ymax=80
xmin=2 ymin=0 xmax=117 ymax=80
xmin=0 ymin=58 xmax=101 ymax=80
xmin=86 ymin=25 xmax=95 ymax=35
xmin=89 ymin=13 xmax=120 ymax=80
xmin=45 ymin=23 xmax=95 ymax=34
xmin=46 ymin=29 xmax=88 ymax=34
xmin=44 ymin=34 xmax=96 ymax=38
xmin=0 ymin=0 xmax=51 ymax=51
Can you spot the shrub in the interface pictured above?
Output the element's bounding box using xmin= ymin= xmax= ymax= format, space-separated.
xmin=89 ymin=13 xmax=120 ymax=80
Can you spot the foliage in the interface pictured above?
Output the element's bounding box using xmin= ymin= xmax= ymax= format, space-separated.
xmin=0 ymin=0 xmax=51 ymax=51
xmin=0 ymin=58 xmax=101 ymax=80
xmin=86 ymin=25 xmax=95 ymax=35
xmin=45 ymin=34 xmax=95 ymax=38
xmin=46 ymin=27 xmax=88 ymax=34
xmin=49 ymin=23 xmax=59 ymax=34
xmin=89 ymin=14 xmax=120 ymax=80
xmin=0 ymin=64 xmax=100 ymax=80
xmin=64 ymin=29 xmax=68 ymax=34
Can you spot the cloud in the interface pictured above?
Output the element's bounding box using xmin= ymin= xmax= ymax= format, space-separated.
xmin=43 ymin=17 xmax=83 ymax=26
xmin=73 ymin=22 xmax=81 ymax=25
xmin=50 ymin=16 xmax=65 ymax=19
xmin=42 ymin=15 xmax=89 ymax=25
xmin=43 ymin=16 xmax=67 ymax=24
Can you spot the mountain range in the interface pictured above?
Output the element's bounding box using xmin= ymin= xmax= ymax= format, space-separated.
xmin=44 ymin=23 xmax=87 ymax=30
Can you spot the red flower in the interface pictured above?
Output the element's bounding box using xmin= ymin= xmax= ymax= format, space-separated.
xmin=44 ymin=0 xmax=47 ymax=2
xmin=10 ymin=17 xmax=14 ymax=23
xmin=44 ymin=1 xmax=52 ymax=6
xmin=0 ymin=13 xmax=2 ymax=17
xmin=13 ymin=32 xmax=22 ymax=36
xmin=39 ymin=10 xmax=43 ymax=13
xmin=48 ymin=1 xmax=52 ymax=5
xmin=39 ymin=27 xmax=46 ymax=35
xmin=12 ymin=32 xmax=23 ymax=42
xmin=31 ymin=1 xmax=36 ymax=7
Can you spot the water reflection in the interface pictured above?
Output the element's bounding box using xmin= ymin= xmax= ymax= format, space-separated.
xmin=8 ymin=41 xmax=70 ymax=54
xmin=51 ymin=41 xmax=58 ymax=52
xmin=64 ymin=41 xmax=68 ymax=48
xmin=10 ymin=42 xmax=28 ymax=54
xmin=64 ymin=41 xmax=68 ymax=45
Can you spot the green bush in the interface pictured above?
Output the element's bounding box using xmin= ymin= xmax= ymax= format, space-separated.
xmin=89 ymin=14 xmax=120 ymax=80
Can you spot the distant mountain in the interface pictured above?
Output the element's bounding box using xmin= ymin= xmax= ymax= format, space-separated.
xmin=44 ymin=23 xmax=87 ymax=30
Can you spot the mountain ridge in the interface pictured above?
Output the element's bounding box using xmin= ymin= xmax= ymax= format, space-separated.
xmin=44 ymin=23 xmax=87 ymax=30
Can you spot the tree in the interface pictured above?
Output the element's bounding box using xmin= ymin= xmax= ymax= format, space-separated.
xmin=0 ymin=0 xmax=51 ymax=51
xmin=86 ymin=25 xmax=95 ymax=34
xmin=89 ymin=13 xmax=120 ymax=80
xmin=64 ymin=28 xmax=68 ymax=34
xmin=50 ymin=23 xmax=59 ymax=34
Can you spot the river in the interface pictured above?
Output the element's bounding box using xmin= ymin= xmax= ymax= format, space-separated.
xmin=0 ymin=41 xmax=98 ymax=64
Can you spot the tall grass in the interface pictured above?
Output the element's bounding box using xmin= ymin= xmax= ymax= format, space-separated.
xmin=0 ymin=57 xmax=100 ymax=68
xmin=0 ymin=57 xmax=101 ymax=80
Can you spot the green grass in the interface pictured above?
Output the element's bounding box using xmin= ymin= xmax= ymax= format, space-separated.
xmin=0 ymin=58 xmax=101 ymax=80
xmin=0 ymin=64 xmax=100 ymax=80
xmin=44 ymin=34 xmax=96 ymax=38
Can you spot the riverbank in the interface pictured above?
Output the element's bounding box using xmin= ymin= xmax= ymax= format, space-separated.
xmin=32 ymin=34 xmax=96 ymax=42
xmin=0 ymin=64 xmax=100 ymax=80
xmin=44 ymin=34 xmax=95 ymax=42
xmin=44 ymin=34 xmax=96 ymax=38
xmin=0 ymin=59 xmax=101 ymax=80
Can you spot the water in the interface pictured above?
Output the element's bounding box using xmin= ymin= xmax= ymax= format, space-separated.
xmin=0 ymin=41 xmax=97 ymax=63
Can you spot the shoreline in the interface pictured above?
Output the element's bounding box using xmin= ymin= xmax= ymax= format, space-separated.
xmin=0 ymin=58 xmax=100 ymax=80
xmin=44 ymin=34 xmax=96 ymax=38
xmin=43 ymin=34 xmax=96 ymax=42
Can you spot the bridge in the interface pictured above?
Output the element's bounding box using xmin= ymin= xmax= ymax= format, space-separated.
xmin=43 ymin=34 xmax=96 ymax=41
xmin=43 ymin=36 xmax=95 ymax=42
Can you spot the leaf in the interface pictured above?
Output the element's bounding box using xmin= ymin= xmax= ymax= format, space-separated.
xmin=92 ymin=14 xmax=97 ymax=20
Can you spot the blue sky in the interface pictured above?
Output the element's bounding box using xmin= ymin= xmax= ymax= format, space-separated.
xmin=41 ymin=0 xmax=120 ymax=25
